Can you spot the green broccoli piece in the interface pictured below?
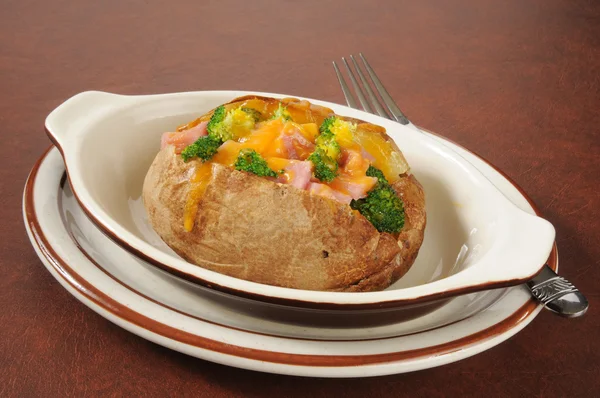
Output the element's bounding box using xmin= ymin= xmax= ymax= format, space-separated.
xmin=234 ymin=149 xmax=278 ymax=178
xmin=365 ymin=165 xmax=387 ymax=186
xmin=181 ymin=105 xmax=261 ymax=161
xmin=308 ymin=148 xmax=338 ymax=182
xmin=206 ymin=105 xmax=230 ymax=141
xmin=308 ymin=116 xmax=351 ymax=182
xmin=181 ymin=106 xmax=228 ymax=161
xmin=207 ymin=105 xmax=260 ymax=142
xmin=315 ymin=129 xmax=341 ymax=160
xmin=181 ymin=135 xmax=222 ymax=162
xmin=223 ymin=108 xmax=257 ymax=140
xmin=240 ymin=107 xmax=262 ymax=122
xmin=319 ymin=116 xmax=336 ymax=134
xmin=319 ymin=116 xmax=356 ymax=148
xmin=350 ymin=166 xmax=405 ymax=233
xmin=271 ymin=103 xmax=292 ymax=121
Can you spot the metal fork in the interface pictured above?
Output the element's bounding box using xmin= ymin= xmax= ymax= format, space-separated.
xmin=332 ymin=53 xmax=588 ymax=318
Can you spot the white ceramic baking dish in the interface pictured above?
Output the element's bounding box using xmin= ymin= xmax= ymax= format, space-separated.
xmin=44 ymin=90 xmax=555 ymax=311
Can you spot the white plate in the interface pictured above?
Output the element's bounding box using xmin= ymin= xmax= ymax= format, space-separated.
xmin=44 ymin=91 xmax=556 ymax=309
xmin=23 ymin=140 xmax=557 ymax=377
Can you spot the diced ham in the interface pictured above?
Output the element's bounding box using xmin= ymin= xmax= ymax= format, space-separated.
xmin=339 ymin=149 xmax=350 ymax=167
xmin=281 ymin=133 xmax=298 ymax=159
xmin=266 ymin=158 xmax=313 ymax=190
xmin=292 ymin=131 xmax=314 ymax=148
xmin=329 ymin=175 xmax=377 ymax=200
xmin=330 ymin=149 xmax=377 ymax=200
xmin=340 ymin=149 xmax=370 ymax=176
xmin=280 ymin=123 xmax=315 ymax=160
xmin=331 ymin=190 xmax=354 ymax=204
xmin=307 ymin=182 xmax=353 ymax=205
xmin=161 ymin=121 xmax=208 ymax=152
xmin=285 ymin=160 xmax=313 ymax=189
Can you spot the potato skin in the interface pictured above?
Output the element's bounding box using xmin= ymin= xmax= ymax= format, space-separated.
xmin=142 ymin=97 xmax=426 ymax=292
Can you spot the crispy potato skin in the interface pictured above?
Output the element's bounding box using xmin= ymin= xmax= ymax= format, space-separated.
xmin=142 ymin=97 xmax=426 ymax=292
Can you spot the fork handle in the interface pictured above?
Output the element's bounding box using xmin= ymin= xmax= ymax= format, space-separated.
xmin=526 ymin=265 xmax=588 ymax=318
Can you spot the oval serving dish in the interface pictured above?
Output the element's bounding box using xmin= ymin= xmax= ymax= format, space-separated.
xmin=44 ymin=90 xmax=555 ymax=311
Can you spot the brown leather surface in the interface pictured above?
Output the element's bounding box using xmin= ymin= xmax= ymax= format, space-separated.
xmin=1 ymin=0 xmax=599 ymax=396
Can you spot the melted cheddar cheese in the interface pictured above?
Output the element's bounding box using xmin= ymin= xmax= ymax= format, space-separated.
xmin=178 ymin=98 xmax=407 ymax=231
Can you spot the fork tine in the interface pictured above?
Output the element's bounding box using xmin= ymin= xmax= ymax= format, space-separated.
xmin=341 ymin=57 xmax=373 ymax=113
xmin=359 ymin=53 xmax=410 ymax=125
xmin=332 ymin=61 xmax=358 ymax=109
xmin=349 ymin=55 xmax=391 ymax=119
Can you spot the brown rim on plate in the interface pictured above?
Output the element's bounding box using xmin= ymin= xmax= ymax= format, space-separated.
xmin=45 ymin=126 xmax=553 ymax=310
xmin=26 ymin=145 xmax=557 ymax=367
xmin=57 ymin=174 xmax=498 ymax=343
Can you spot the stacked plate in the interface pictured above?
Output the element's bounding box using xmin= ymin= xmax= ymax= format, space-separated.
xmin=24 ymin=91 xmax=557 ymax=377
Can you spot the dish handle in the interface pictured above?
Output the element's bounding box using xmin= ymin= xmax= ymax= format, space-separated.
xmin=470 ymin=208 xmax=556 ymax=286
xmin=44 ymin=91 xmax=128 ymax=149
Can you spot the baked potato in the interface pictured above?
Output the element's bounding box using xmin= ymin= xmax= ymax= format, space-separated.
xmin=143 ymin=96 xmax=426 ymax=292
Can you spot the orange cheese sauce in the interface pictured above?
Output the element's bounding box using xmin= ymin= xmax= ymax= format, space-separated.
xmin=353 ymin=129 xmax=404 ymax=183
xmin=265 ymin=157 xmax=292 ymax=171
xmin=183 ymin=141 xmax=247 ymax=231
xmin=183 ymin=162 xmax=213 ymax=232
xmin=180 ymin=98 xmax=404 ymax=231
xmin=241 ymin=119 xmax=285 ymax=156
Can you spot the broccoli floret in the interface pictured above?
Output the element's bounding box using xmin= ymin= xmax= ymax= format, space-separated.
xmin=319 ymin=116 xmax=356 ymax=147
xmin=315 ymin=129 xmax=341 ymax=160
xmin=271 ymin=103 xmax=292 ymax=121
xmin=182 ymin=106 xmax=228 ymax=161
xmin=181 ymin=135 xmax=222 ymax=162
xmin=314 ymin=117 xmax=346 ymax=161
xmin=181 ymin=105 xmax=260 ymax=162
xmin=223 ymin=108 xmax=256 ymax=140
xmin=309 ymin=117 xmax=351 ymax=181
xmin=240 ymin=107 xmax=262 ymax=122
xmin=365 ymin=165 xmax=387 ymax=186
xmin=308 ymin=148 xmax=338 ymax=182
xmin=234 ymin=149 xmax=278 ymax=178
xmin=206 ymin=105 xmax=259 ymax=142
xmin=319 ymin=116 xmax=336 ymax=134
xmin=206 ymin=105 xmax=229 ymax=141
xmin=350 ymin=166 xmax=405 ymax=233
